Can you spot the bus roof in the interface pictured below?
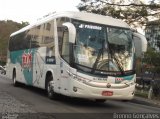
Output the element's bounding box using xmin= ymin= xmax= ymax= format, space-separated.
xmin=11 ymin=11 xmax=130 ymax=36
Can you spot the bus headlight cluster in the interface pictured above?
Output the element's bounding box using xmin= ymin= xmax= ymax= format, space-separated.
xmin=66 ymin=70 xmax=91 ymax=83
xmin=76 ymin=75 xmax=91 ymax=84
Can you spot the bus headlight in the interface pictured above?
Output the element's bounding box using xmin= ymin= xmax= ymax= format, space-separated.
xmin=66 ymin=70 xmax=91 ymax=83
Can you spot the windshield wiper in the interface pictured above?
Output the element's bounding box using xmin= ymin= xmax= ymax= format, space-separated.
xmin=109 ymin=48 xmax=125 ymax=75
xmin=91 ymin=40 xmax=105 ymax=74
xmin=91 ymin=48 xmax=103 ymax=73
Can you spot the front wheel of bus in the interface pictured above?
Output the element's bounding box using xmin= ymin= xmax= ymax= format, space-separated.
xmin=95 ymin=99 xmax=106 ymax=103
xmin=46 ymin=79 xmax=58 ymax=100
xmin=47 ymin=80 xmax=54 ymax=99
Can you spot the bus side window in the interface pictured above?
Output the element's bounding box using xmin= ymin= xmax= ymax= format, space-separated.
xmin=9 ymin=37 xmax=14 ymax=51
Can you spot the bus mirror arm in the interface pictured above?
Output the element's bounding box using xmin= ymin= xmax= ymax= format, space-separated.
xmin=63 ymin=22 xmax=76 ymax=44
xmin=133 ymin=32 xmax=147 ymax=57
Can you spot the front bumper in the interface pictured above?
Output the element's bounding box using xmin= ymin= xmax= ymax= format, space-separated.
xmin=69 ymin=80 xmax=135 ymax=100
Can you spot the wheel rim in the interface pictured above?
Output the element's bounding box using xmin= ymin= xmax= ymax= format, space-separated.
xmin=47 ymin=81 xmax=53 ymax=97
xmin=13 ymin=75 xmax=16 ymax=84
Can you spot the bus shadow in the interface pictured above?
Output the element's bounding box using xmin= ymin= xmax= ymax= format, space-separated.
xmin=13 ymin=83 xmax=122 ymax=109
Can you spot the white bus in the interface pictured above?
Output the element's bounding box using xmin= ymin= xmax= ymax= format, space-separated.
xmin=7 ymin=11 xmax=147 ymax=102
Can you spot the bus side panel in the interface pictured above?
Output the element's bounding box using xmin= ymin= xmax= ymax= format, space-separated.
xmin=32 ymin=47 xmax=61 ymax=90
xmin=9 ymin=51 xmax=23 ymax=84
xmin=32 ymin=47 xmax=46 ymax=88
xmin=9 ymin=49 xmax=36 ymax=85
xmin=6 ymin=63 xmax=16 ymax=81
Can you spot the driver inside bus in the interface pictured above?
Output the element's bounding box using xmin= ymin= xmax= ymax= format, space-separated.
xmin=75 ymin=35 xmax=97 ymax=67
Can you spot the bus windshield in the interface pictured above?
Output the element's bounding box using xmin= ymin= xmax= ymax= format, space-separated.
xmin=72 ymin=20 xmax=134 ymax=76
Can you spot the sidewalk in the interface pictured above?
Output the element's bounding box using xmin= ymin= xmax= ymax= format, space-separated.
xmin=133 ymin=96 xmax=160 ymax=108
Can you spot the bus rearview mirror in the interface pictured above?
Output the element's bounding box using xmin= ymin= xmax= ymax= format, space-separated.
xmin=133 ymin=32 xmax=147 ymax=57
xmin=63 ymin=22 xmax=76 ymax=44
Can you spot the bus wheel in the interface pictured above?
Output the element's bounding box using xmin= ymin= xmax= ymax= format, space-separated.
xmin=46 ymin=79 xmax=58 ymax=100
xmin=121 ymin=100 xmax=129 ymax=102
xmin=13 ymin=71 xmax=19 ymax=87
xmin=95 ymin=99 xmax=106 ymax=103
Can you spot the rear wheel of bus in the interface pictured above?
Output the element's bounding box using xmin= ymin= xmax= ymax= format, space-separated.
xmin=12 ymin=69 xmax=20 ymax=87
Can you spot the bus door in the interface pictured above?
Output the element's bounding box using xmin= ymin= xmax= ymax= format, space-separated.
xmin=60 ymin=59 xmax=70 ymax=95
xmin=59 ymin=30 xmax=71 ymax=95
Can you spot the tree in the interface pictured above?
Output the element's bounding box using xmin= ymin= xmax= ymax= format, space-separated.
xmin=143 ymin=46 xmax=160 ymax=78
xmin=21 ymin=21 xmax=29 ymax=28
xmin=77 ymin=0 xmax=160 ymax=29
xmin=0 ymin=20 xmax=29 ymax=64
xmin=143 ymin=46 xmax=160 ymax=98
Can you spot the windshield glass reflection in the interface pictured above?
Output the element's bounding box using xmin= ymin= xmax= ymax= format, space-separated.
xmin=72 ymin=20 xmax=134 ymax=75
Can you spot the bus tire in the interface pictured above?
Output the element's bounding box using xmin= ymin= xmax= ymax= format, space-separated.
xmin=46 ymin=75 xmax=58 ymax=100
xmin=13 ymin=70 xmax=19 ymax=87
xmin=121 ymin=100 xmax=129 ymax=102
xmin=95 ymin=99 xmax=106 ymax=103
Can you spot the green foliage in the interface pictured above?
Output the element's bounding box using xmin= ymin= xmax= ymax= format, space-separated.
xmin=143 ymin=47 xmax=160 ymax=74
xmin=0 ymin=20 xmax=29 ymax=63
xmin=78 ymin=0 xmax=160 ymax=27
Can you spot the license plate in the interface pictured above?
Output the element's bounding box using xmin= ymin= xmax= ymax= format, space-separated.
xmin=102 ymin=91 xmax=113 ymax=96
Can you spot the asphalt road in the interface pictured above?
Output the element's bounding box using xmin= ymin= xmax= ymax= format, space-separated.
xmin=0 ymin=75 xmax=160 ymax=119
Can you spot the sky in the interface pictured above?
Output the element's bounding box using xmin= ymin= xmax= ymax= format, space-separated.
xmin=0 ymin=0 xmax=81 ymax=23
xmin=0 ymin=0 xmax=156 ymax=24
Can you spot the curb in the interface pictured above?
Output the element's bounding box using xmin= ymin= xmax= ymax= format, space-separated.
xmin=132 ymin=96 xmax=160 ymax=108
